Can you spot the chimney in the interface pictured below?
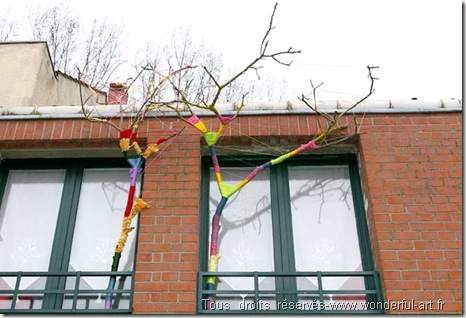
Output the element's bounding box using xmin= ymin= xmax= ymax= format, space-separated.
xmin=108 ymin=83 xmax=128 ymax=104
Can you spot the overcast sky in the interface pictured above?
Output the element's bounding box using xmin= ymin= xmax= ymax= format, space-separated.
xmin=1 ymin=0 xmax=462 ymax=101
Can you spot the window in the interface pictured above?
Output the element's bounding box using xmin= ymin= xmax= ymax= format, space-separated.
xmin=0 ymin=158 xmax=138 ymax=314
xmin=198 ymin=154 xmax=383 ymax=313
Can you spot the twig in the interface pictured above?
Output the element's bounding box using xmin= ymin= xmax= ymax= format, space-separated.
xmin=164 ymin=1 xmax=300 ymax=118
xmin=78 ymin=68 xmax=121 ymax=132
xmin=338 ymin=65 xmax=378 ymax=119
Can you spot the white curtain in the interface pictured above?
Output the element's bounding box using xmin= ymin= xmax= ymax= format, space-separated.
xmin=69 ymin=168 xmax=139 ymax=290
xmin=0 ymin=170 xmax=65 ymax=292
xmin=0 ymin=167 xmax=139 ymax=310
xmin=209 ymin=167 xmax=275 ymax=308
xmin=288 ymin=165 xmax=365 ymax=304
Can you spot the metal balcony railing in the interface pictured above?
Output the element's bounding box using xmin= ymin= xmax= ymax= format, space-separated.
xmin=0 ymin=271 xmax=133 ymax=314
xmin=197 ymin=271 xmax=384 ymax=314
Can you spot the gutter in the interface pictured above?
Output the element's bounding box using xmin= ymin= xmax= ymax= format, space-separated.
xmin=0 ymin=99 xmax=462 ymax=120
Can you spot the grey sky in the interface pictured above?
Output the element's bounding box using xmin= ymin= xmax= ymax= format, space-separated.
xmin=1 ymin=0 xmax=462 ymax=101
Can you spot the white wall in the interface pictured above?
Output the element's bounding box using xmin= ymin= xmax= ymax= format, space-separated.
xmin=0 ymin=42 xmax=106 ymax=107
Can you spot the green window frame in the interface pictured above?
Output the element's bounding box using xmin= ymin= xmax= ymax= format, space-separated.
xmin=197 ymin=154 xmax=383 ymax=314
xmin=0 ymin=158 xmax=138 ymax=314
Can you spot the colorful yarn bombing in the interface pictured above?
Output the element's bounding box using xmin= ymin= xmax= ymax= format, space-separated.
xmin=104 ymin=128 xmax=166 ymax=310
xmin=184 ymin=115 xmax=318 ymax=309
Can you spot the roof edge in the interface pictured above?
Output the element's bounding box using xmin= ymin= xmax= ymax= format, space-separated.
xmin=0 ymin=99 xmax=462 ymax=119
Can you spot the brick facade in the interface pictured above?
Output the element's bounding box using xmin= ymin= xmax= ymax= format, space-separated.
xmin=0 ymin=110 xmax=462 ymax=314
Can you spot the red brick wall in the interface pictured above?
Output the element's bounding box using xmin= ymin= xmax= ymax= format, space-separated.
xmin=359 ymin=113 xmax=462 ymax=314
xmin=0 ymin=111 xmax=462 ymax=314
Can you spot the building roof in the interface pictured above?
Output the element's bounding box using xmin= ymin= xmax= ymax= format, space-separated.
xmin=0 ymin=41 xmax=106 ymax=107
xmin=56 ymin=70 xmax=107 ymax=96
xmin=0 ymin=99 xmax=461 ymax=119
xmin=0 ymin=42 xmax=102 ymax=89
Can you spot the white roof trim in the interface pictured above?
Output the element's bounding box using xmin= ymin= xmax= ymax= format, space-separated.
xmin=0 ymin=99 xmax=461 ymax=119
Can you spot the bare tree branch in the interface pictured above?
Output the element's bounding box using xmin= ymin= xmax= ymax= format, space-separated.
xmin=30 ymin=4 xmax=80 ymax=74
xmin=163 ymin=1 xmax=300 ymax=118
xmin=0 ymin=8 xmax=16 ymax=41
xmin=79 ymin=18 xmax=126 ymax=88
xmin=78 ymin=69 xmax=121 ymax=131
xmin=298 ymin=65 xmax=378 ymax=148
xmin=338 ymin=65 xmax=378 ymax=118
